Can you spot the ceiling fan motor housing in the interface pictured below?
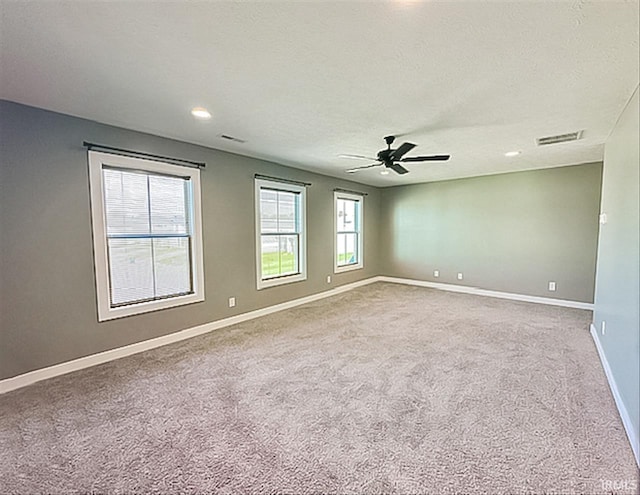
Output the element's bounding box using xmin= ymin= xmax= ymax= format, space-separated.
xmin=377 ymin=149 xmax=393 ymax=162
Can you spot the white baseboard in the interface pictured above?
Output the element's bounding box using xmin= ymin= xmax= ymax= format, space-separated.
xmin=0 ymin=277 xmax=380 ymax=395
xmin=378 ymin=276 xmax=594 ymax=310
xmin=589 ymin=324 xmax=640 ymax=466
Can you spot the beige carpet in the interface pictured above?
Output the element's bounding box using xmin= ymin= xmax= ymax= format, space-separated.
xmin=0 ymin=282 xmax=637 ymax=494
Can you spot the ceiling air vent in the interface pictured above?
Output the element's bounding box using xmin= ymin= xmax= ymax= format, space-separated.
xmin=220 ymin=134 xmax=246 ymax=144
xmin=536 ymin=130 xmax=583 ymax=146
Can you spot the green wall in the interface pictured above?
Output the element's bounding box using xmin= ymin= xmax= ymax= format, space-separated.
xmin=593 ymin=87 xmax=640 ymax=452
xmin=379 ymin=163 xmax=603 ymax=303
xmin=0 ymin=101 xmax=381 ymax=379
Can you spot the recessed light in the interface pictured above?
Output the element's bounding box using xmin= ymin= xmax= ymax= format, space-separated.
xmin=380 ymin=170 xmax=390 ymax=175
xmin=191 ymin=107 xmax=212 ymax=120
xmin=504 ymin=151 xmax=521 ymax=157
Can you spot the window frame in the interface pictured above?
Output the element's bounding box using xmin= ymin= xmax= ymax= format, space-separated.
xmin=88 ymin=151 xmax=205 ymax=321
xmin=334 ymin=191 xmax=364 ymax=273
xmin=254 ymin=178 xmax=307 ymax=290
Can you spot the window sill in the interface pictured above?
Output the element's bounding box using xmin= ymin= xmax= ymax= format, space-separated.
xmin=97 ymin=292 xmax=205 ymax=322
xmin=257 ymin=273 xmax=307 ymax=290
xmin=334 ymin=263 xmax=363 ymax=274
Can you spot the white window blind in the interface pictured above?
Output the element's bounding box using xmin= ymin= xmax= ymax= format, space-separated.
xmin=103 ymin=168 xmax=193 ymax=306
xmin=259 ymin=188 xmax=301 ymax=279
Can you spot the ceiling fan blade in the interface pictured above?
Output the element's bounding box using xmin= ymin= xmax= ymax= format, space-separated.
xmin=346 ymin=163 xmax=380 ymax=173
xmin=390 ymin=142 xmax=416 ymax=160
xmin=401 ymin=155 xmax=451 ymax=162
xmin=388 ymin=163 xmax=409 ymax=175
xmin=338 ymin=154 xmax=377 ymax=161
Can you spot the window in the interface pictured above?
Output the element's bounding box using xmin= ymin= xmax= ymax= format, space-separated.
xmin=255 ymin=178 xmax=306 ymax=289
xmin=335 ymin=192 xmax=363 ymax=272
xmin=88 ymin=151 xmax=204 ymax=321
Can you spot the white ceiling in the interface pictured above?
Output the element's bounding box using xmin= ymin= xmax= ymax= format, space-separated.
xmin=1 ymin=1 xmax=638 ymax=187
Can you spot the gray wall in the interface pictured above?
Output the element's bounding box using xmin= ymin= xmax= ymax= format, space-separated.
xmin=0 ymin=99 xmax=616 ymax=383
xmin=593 ymin=87 xmax=639 ymax=442
xmin=379 ymin=163 xmax=602 ymax=302
xmin=0 ymin=101 xmax=381 ymax=379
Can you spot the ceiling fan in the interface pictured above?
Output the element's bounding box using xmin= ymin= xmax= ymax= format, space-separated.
xmin=342 ymin=136 xmax=450 ymax=175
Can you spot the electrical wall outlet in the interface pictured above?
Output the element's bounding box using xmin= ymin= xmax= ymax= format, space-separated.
xmin=228 ymin=297 xmax=236 ymax=308
xmin=434 ymin=270 xmax=439 ymax=278
xmin=326 ymin=275 xmax=331 ymax=284
xmin=548 ymin=281 xmax=556 ymax=291
xmin=601 ymin=320 xmax=606 ymax=335
xmin=457 ymin=272 xmax=463 ymax=280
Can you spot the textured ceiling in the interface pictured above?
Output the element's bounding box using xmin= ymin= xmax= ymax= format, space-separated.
xmin=1 ymin=1 xmax=638 ymax=186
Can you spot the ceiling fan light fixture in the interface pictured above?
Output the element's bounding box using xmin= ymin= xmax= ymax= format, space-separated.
xmin=504 ymin=151 xmax=521 ymax=157
xmin=380 ymin=170 xmax=390 ymax=175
